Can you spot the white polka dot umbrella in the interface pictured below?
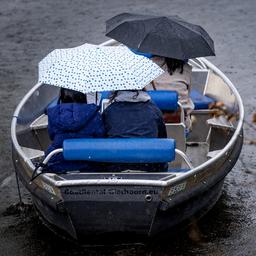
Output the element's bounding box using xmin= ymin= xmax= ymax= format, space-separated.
xmin=38 ymin=43 xmax=164 ymax=93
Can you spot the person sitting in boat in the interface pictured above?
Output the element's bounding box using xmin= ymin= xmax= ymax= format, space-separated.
xmin=45 ymin=88 xmax=105 ymax=173
xmin=102 ymin=89 xmax=168 ymax=172
xmin=147 ymin=56 xmax=194 ymax=129
xmin=131 ymin=48 xmax=193 ymax=129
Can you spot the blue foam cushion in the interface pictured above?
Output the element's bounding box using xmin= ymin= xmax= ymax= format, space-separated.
xmin=190 ymin=89 xmax=215 ymax=110
xmin=100 ymin=91 xmax=111 ymax=100
xmin=99 ymin=91 xmax=111 ymax=106
xmin=100 ymin=90 xmax=179 ymax=111
xmin=147 ymin=90 xmax=179 ymax=111
xmin=63 ymin=138 xmax=176 ymax=163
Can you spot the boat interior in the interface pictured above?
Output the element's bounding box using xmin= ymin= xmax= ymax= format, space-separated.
xmin=14 ymin=60 xmax=240 ymax=179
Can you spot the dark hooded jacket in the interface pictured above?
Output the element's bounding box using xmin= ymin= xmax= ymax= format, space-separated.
xmin=102 ymin=91 xmax=167 ymax=172
xmin=45 ymin=103 xmax=105 ymax=172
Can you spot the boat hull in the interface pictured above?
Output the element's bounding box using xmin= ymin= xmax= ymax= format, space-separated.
xmin=13 ymin=130 xmax=243 ymax=240
xmin=11 ymin=43 xmax=244 ymax=240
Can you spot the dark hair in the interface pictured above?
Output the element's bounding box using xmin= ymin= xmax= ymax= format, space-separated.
xmin=60 ymin=88 xmax=87 ymax=104
xmin=165 ymin=58 xmax=186 ymax=75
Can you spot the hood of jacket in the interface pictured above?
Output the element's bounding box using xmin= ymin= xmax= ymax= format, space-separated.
xmin=47 ymin=103 xmax=99 ymax=132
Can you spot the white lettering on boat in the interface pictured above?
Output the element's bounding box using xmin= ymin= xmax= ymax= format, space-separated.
xmin=64 ymin=188 xmax=158 ymax=196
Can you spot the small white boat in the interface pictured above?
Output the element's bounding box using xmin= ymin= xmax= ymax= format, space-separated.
xmin=11 ymin=39 xmax=244 ymax=240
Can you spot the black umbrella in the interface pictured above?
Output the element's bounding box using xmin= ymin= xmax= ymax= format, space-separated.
xmin=106 ymin=13 xmax=215 ymax=60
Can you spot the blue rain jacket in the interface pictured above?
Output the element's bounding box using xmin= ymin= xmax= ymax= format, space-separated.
xmin=103 ymin=101 xmax=167 ymax=139
xmin=103 ymin=101 xmax=168 ymax=172
xmin=45 ymin=103 xmax=105 ymax=172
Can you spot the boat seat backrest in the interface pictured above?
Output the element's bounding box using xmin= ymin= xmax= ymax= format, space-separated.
xmin=63 ymin=138 xmax=176 ymax=163
xmin=100 ymin=90 xmax=179 ymax=111
xmin=146 ymin=90 xmax=179 ymax=111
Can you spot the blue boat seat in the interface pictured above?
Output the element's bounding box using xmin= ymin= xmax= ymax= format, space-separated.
xmin=47 ymin=90 xmax=214 ymax=112
xmin=63 ymin=138 xmax=176 ymax=163
xmin=100 ymin=90 xmax=179 ymax=111
xmin=100 ymin=91 xmax=111 ymax=102
xmin=147 ymin=90 xmax=178 ymax=111
xmin=190 ymin=89 xmax=215 ymax=110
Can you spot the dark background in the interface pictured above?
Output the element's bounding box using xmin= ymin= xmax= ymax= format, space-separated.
xmin=0 ymin=0 xmax=255 ymax=255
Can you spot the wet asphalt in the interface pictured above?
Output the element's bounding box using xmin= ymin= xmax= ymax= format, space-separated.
xmin=0 ymin=0 xmax=255 ymax=255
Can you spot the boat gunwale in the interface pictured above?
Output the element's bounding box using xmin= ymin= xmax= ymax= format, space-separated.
xmin=11 ymin=39 xmax=244 ymax=188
